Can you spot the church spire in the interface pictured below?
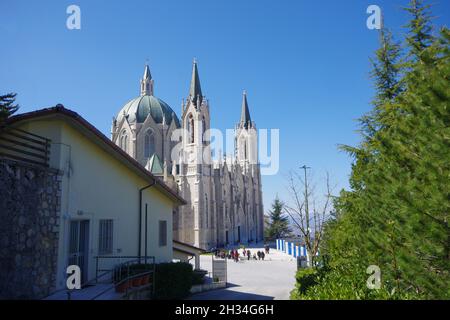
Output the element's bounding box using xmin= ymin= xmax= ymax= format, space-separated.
xmin=189 ymin=58 xmax=202 ymax=106
xmin=240 ymin=90 xmax=252 ymax=129
xmin=140 ymin=62 xmax=154 ymax=96
xmin=143 ymin=63 xmax=152 ymax=80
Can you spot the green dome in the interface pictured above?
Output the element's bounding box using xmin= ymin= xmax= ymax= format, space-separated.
xmin=117 ymin=95 xmax=180 ymax=127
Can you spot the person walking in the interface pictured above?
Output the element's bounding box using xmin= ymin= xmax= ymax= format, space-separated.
xmin=247 ymin=249 xmax=251 ymax=261
xmin=261 ymin=251 xmax=265 ymax=261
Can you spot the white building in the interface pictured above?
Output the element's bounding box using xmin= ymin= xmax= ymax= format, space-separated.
xmin=112 ymin=61 xmax=264 ymax=249
xmin=5 ymin=107 xmax=186 ymax=293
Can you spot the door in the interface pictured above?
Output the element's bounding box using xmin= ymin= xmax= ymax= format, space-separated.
xmin=68 ymin=220 xmax=90 ymax=284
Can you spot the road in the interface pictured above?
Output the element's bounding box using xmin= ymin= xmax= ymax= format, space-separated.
xmin=188 ymin=245 xmax=297 ymax=300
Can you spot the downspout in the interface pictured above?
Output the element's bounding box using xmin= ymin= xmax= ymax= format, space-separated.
xmin=139 ymin=179 xmax=156 ymax=262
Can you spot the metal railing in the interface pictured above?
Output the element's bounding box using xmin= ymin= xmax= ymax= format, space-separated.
xmin=45 ymin=256 xmax=156 ymax=300
xmin=0 ymin=126 xmax=51 ymax=167
xmin=94 ymin=255 xmax=156 ymax=299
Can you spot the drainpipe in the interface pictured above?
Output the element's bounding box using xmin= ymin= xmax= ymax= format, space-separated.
xmin=139 ymin=180 xmax=156 ymax=262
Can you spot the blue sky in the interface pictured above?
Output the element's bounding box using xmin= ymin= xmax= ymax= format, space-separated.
xmin=1 ymin=0 xmax=449 ymax=211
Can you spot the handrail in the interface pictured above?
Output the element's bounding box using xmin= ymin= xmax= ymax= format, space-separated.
xmin=44 ymin=255 xmax=156 ymax=300
xmin=94 ymin=255 xmax=156 ymax=299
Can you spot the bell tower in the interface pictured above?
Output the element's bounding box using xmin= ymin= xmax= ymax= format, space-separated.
xmin=235 ymin=91 xmax=257 ymax=172
xmin=179 ymin=59 xmax=214 ymax=249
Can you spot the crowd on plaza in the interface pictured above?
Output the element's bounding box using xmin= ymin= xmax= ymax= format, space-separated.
xmin=214 ymin=244 xmax=271 ymax=262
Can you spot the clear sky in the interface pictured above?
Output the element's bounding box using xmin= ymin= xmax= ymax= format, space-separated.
xmin=1 ymin=0 xmax=449 ymax=211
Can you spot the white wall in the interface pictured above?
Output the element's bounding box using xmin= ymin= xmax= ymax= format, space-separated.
xmin=18 ymin=118 xmax=175 ymax=290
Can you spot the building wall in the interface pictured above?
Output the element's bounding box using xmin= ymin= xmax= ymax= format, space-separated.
xmin=0 ymin=158 xmax=62 ymax=299
xmin=17 ymin=119 xmax=174 ymax=291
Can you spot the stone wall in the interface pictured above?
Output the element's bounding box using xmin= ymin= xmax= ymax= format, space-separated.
xmin=0 ymin=157 xmax=62 ymax=299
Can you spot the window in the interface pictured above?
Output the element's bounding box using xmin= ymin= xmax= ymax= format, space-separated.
xmin=159 ymin=220 xmax=167 ymax=247
xmin=144 ymin=129 xmax=155 ymax=158
xmin=202 ymin=116 xmax=206 ymax=143
xmin=120 ymin=131 xmax=128 ymax=153
xmin=98 ymin=219 xmax=113 ymax=254
xmin=188 ymin=114 xmax=194 ymax=143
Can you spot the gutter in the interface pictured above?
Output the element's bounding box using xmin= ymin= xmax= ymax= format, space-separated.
xmin=139 ymin=180 xmax=157 ymax=262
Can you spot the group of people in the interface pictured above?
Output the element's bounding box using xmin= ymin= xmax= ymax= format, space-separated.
xmin=214 ymin=245 xmax=271 ymax=262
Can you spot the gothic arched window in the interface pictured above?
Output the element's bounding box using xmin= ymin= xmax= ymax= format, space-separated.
xmin=144 ymin=129 xmax=155 ymax=158
xmin=120 ymin=131 xmax=128 ymax=153
xmin=188 ymin=114 xmax=194 ymax=143
xmin=202 ymin=116 xmax=206 ymax=143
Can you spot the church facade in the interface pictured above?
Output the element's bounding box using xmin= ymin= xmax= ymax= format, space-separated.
xmin=111 ymin=61 xmax=264 ymax=249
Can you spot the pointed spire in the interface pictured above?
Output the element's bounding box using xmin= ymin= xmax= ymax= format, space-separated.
xmin=141 ymin=62 xmax=154 ymax=96
xmin=189 ymin=58 xmax=202 ymax=106
xmin=143 ymin=63 xmax=152 ymax=80
xmin=240 ymin=90 xmax=252 ymax=129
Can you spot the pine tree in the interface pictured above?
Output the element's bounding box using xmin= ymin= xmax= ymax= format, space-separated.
xmin=404 ymin=0 xmax=434 ymax=61
xmin=294 ymin=0 xmax=449 ymax=300
xmin=0 ymin=93 xmax=19 ymax=124
xmin=265 ymin=197 xmax=292 ymax=240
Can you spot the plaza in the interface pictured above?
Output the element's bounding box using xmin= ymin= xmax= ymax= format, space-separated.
xmin=189 ymin=245 xmax=297 ymax=300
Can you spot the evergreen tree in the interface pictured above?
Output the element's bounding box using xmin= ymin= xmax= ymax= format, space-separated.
xmin=291 ymin=0 xmax=449 ymax=300
xmin=404 ymin=0 xmax=434 ymax=60
xmin=0 ymin=93 xmax=19 ymax=124
xmin=265 ymin=197 xmax=292 ymax=240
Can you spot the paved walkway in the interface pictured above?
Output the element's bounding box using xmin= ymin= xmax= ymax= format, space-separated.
xmin=188 ymin=245 xmax=297 ymax=300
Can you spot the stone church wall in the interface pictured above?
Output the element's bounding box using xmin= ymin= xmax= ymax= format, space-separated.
xmin=0 ymin=158 xmax=62 ymax=299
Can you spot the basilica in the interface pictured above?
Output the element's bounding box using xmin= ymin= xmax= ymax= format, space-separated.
xmin=111 ymin=61 xmax=264 ymax=249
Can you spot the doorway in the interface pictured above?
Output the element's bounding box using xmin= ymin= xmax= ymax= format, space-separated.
xmin=68 ymin=220 xmax=90 ymax=284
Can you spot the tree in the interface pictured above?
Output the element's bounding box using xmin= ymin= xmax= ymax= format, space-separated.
xmin=404 ymin=0 xmax=434 ymax=60
xmin=0 ymin=93 xmax=19 ymax=124
xmin=265 ymin=197 xmax=292 ymax=241
xmin=292 ymin=0 xmax=449 ymax=299
xmin=284 ymin=168 xmax=334 ymax=267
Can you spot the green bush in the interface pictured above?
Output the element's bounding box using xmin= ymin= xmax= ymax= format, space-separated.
xmin=114 ymin=263 xmax=153 ymax=283
xmin=192 ymin=269 xmax=207 ymax=285
xmin=290 ymin=262 xmax=423 ymax=300
xmin=290 ymin=268 xmax=320 ymax=300
xmin=154 ymin=262 xmax=194 ymax=300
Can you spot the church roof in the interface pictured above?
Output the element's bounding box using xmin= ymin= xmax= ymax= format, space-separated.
xmin=117 ymin=95 xmax=180 ymax=127
xmin=147 ymin=153 xmax=163 ymax=175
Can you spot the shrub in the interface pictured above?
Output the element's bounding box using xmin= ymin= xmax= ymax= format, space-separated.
xmin=290 ymin=268 xmax=320 ymax=300
xmin=154 ymin=262 xmax=194 ymax=300
xmin=114 ymin=263 xmax=153 ymax=283
xmin=192 ymin=269 xmax=207 ymax=285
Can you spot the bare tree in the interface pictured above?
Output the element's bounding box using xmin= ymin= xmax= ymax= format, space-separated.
xmin=284 ymin=166 xmax=334 ymax=266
